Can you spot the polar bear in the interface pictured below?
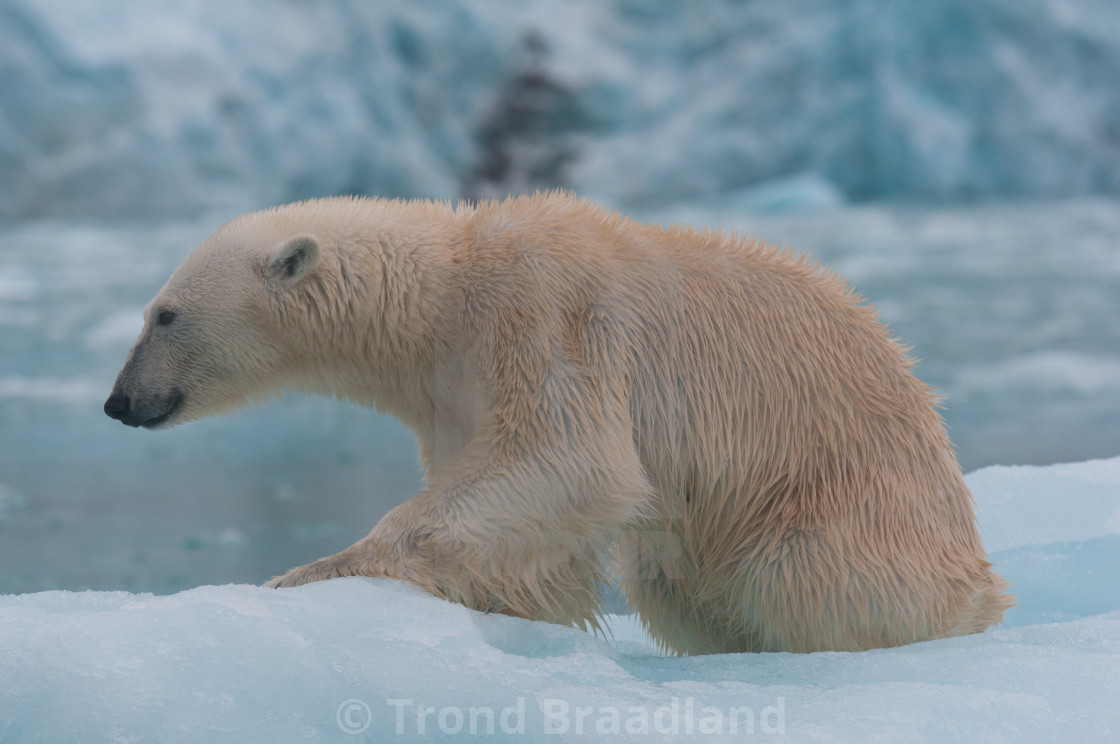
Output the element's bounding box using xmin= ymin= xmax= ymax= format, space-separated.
xmin=104 ymin=192 xmax=1012 ymax=654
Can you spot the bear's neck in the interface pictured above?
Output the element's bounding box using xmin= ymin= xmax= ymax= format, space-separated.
xmin=307 ymin=200 xmax=461 ymax=438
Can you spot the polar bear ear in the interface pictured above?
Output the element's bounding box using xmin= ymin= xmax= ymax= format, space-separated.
xmin=267 ymin=236 xmax=320 ymax=283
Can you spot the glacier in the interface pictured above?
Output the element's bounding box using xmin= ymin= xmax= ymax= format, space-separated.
xmin=3 ymin=0 xmax=1120 ymax=218
xmin=2 ymin=455 xmax=1120 ymax=742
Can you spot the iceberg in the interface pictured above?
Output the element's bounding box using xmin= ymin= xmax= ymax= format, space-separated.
xmin=3 ymin=0 xmax=1120 ymax=218
xmin=2 ymin=456 xmax=1119 ymax=742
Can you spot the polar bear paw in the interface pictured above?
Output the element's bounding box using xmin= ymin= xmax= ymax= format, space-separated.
xmin=266 ymin=556 xmax=367 ymax=588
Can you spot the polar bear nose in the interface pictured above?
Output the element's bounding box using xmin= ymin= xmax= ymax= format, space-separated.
xmin=104 ymin=392 xmax=131 ymax=421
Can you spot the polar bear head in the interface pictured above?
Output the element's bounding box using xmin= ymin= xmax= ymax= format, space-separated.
xmin=104 ymin=218 xmax=324 ymax=429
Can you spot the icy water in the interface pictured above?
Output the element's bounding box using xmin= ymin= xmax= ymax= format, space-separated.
xmin=1 ymin=199 xmax=1118 ymax=594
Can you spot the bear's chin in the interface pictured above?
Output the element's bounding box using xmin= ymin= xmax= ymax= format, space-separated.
xmin=138 ymin=392 xmax=183 ymax=429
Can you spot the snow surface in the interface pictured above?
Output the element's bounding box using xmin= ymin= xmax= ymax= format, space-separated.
xmin=3 ymin=0 xmax=1120 ymax=218
xmin=2 ymin=457 xmax=1119 ymax=742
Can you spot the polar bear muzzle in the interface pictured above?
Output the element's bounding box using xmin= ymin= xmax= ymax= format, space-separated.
xmin=104 ymin=387 xmax=183 ymax=429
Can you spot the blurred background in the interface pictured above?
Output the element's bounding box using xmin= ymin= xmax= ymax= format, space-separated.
xmin=1 ymin=0 xmax=1118 ymax=594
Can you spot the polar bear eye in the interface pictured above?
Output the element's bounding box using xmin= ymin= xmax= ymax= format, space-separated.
xmin=157 ymin=309 xmax=176 ymax=327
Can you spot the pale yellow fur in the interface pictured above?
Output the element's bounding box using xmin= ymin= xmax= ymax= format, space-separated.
xmin=133 ymin=192 xmax=1014 ymax=654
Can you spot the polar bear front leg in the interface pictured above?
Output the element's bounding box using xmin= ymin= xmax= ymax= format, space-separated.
xmin=267 ymin=430 xmax=652 ymax=627
xmin=266 ymin=553 xmax=386 ymax=589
